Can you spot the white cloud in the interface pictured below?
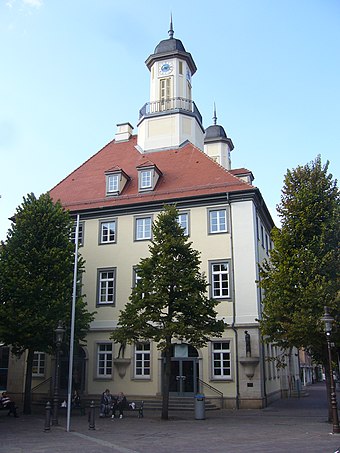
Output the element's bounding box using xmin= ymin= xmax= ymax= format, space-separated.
xmin=22 ymin=0 xmax=43 ymax=7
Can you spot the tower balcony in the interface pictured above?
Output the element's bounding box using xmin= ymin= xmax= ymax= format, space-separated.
xmin=139 ymin=97 xmax=202 ymax=126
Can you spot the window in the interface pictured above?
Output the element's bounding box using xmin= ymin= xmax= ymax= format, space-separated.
xmin=71 ymin=221 xmax=84 ymax=246
xmin=137 ymin=164 xmax=161 ymax=192
xmin=0 ymin=346 xmax=9 ymax=390
xmin=211 ymin=261 xmax=230 ymax=298
xmin=256 ymin=216 xmax=260 ymax=240
xmin=209 ymin=209 xmax=227 ymax=234
xmin=98 ymin=269 xmax=116 ymax=305
xmin=260 ymin=225 xmax=264 ymax=247
xmin=265 ymin=233 xmax=269 ymax=254
xmin=107 ymin=174 xmax=119 ymax=194
xmin=100 ymin=220 xmax=116 ymax=244
xmin=177 ymin=212 xmax=189 ymax=235
xmin=160 ymin=78 xmax=171 ymax=101
xmin=97 ymin=343 xmax=112 ymax=377
xmin=32 ymin=352 xmax=45 ymax=377
xmin=135 ymin=216 xmax=152 ymax=241
xmin=179 ymin=61 xmax=183 ymax=75
xmin=140 ymin=170 xmax=152 ymax=189
xmin=212 ymin=341 xmax=231 ymax=379
xmin=133 ymin=267 xmax=142 ymax=286
xmin=135 ymin=343 xmax=151 ymax=378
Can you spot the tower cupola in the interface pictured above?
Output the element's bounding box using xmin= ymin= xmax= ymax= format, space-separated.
xmin=137 ymin=18 xmax=204 ymax=153
xmin=204 ymin=105 xmax=234 ymax=170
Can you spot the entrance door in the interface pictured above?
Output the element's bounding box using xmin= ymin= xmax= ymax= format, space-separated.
xmin=169 ymin=358 xmax=197 ymax=396
xmin=164 ymin=344 xmax=199 ymax=397
xmin=60 ymin=346 xmax=86 ymax=393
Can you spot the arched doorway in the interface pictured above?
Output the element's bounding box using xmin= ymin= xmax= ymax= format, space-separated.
xmin=164 ymin=344 xmax=199 ymax=396
xmin=60 ymin=346 xmax=86 ymax=394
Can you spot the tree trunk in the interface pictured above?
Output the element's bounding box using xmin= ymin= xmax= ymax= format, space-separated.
xmin=23 ymin=348 xmax=34 ymax=414
xmin=161 ymin=340 xmax=171 ymax=420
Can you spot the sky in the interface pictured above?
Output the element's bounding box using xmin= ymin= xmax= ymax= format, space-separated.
xmin=1 ymin=0 xmax=339 ymax=241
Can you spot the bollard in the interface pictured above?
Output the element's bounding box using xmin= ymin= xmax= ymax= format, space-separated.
xmin=88 ymin=400 xmax=95 ymax=430
xmin=44 ymin=401 xmax=51 ymax=432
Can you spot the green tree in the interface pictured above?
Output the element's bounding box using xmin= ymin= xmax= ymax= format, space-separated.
xmin=259 ymin=157 xmax=339 ymax=418
xmin=111 ymin=205 xmax=224 ymax=420
xmin=0 ymin=193 xmax=94 ymax=414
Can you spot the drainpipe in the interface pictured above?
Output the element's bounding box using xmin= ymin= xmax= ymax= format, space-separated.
xmin=227 ymin=193 xmax=240 ymax=409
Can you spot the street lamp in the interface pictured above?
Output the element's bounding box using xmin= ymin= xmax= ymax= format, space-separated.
xmin=52 ymin=320 xmax=65 ymax=426
xmin=321 ymin=306 xmax=340 ymax=434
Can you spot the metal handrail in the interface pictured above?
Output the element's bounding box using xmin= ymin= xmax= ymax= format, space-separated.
xmin=139 ymin=97 xmax=202 ymax=125
xmin=31 ymin=376 xmax=52 ymax=394
xmin=198 ymin=378 xmax=224 ymax=408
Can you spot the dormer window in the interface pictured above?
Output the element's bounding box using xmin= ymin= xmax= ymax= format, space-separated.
xmin=105 ymin=166 xmax=129 ymax=196
xmin=107 ymin=174 xmax=119 ymax=194
xmin=137 ymin=162 xmax=162 ymax=192
xmin=140 ymin=170 xmax=152 ymax=189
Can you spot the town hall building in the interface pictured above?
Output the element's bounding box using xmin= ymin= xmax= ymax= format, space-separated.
xmin=5 ymin=21 xmax=300 ymax=409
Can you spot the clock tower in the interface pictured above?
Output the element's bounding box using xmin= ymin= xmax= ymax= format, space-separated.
xmin=137 ymin=20 xmax=204 ymax=153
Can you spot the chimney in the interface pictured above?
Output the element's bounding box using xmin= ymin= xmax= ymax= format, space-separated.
xmin=115 ymin=123 xmax=134 ymax=142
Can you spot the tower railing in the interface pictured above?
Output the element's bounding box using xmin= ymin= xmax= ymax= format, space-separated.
xmin=139 ymin=97 xmax=202 ymax=125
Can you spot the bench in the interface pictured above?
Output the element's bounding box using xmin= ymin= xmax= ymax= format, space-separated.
xmin=0 ymin=403 xmax=18 ymax=417
xmin=99 ymin=399 xmax=144 ymax=419
xmin=59 ymin=402 xmax=86 ymax=416
xmin=125 ymin=400 xmax=144 ymax=418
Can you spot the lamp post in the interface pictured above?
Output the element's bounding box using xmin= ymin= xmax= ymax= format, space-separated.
xmin=52 ymin=320 xmax=65 ymax=426
xmin=321 ymin=306 xmax=340 ymax=434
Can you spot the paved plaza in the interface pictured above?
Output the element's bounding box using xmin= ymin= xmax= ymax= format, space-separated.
xmin=1 ymin=383 xmax=339 ymax=453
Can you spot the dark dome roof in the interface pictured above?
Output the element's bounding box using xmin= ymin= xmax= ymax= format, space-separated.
xmin=154 ymin=38 xmax=186 ymax=54
xmin=205 ymin=125 xmax=228 ymax=140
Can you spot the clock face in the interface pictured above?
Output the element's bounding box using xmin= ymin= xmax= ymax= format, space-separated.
xmin=159 ymin=61 xmax=173 ymax=75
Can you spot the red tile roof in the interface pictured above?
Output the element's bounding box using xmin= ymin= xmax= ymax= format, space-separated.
xmin=49 ymin=136 xmax=255 ymax=212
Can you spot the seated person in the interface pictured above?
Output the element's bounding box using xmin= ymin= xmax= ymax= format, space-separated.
xmin=72 ymin=389 xmax=81 ymax=408
xmin=111 ymin=392 xmax=127 ymax=419
xmin=0 ymin=392 xmax=18 ymax=417
xmin=100 ymin=389 xmax=112 ymax=417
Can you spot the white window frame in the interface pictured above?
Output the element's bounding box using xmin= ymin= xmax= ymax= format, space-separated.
xmin=133 ymin=267 xmax=142 ymax=286
xmin=210 ymin=260 xmax=230 ymax=299
xmin=32 ymin=352 xmax=46 ymax=377
xmin=97 ymin=343 xmax=113 ymax=378
xmin=100 ymin=220 xmax=116 ymax=244
xmin=208 ymin=208 xmax=227 ymax=234
xmin=160 ymin=78 xmax=171 ymax=100
xmin=211 ymin=341 xmax=231 ymax=380
xmin=106 ymin=174 xmax=119 ymax=194
xmin=177 ymin=212 xmax=189 ymax=236
xmin=97 ymin=268 xmax=116 ymax=305
xmin=140 ymin=170 xmax=152 ymax=189
xmin=135 ymin=216 xmax=152 ymax=241
xmin=71 ymin=221 xmax=84 ymax=246
xmin=134 ymin=342 xmax=151 ymax=378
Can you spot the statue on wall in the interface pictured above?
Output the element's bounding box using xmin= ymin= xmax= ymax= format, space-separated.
xmin=116 ymin=342 xmax=126 ymax=359
xmin=244 ymin=331 xmax=251 ymax=357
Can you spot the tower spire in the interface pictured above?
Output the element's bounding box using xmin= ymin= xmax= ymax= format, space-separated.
xmin=168 ymin=13 xmax=174 ymax=39
xmin=213 ymin=102 xmax=217 ymax=125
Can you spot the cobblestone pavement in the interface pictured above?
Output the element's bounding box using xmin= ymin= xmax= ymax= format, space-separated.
xmin=1 ymin=383 xmax=339 ymax=453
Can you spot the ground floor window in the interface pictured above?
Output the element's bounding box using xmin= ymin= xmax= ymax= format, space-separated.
xmin=0 ymin=346 xmax=9 ymax=390
xmin=212 ymin=341 xmax=231 ymax=379
xmin=97 ymin=343 xmax=113 ymax=378
xmin=134 ymin=343 xmax=151 ymax=378
xmin=32 ymin=352 xmax=46 ymax=377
